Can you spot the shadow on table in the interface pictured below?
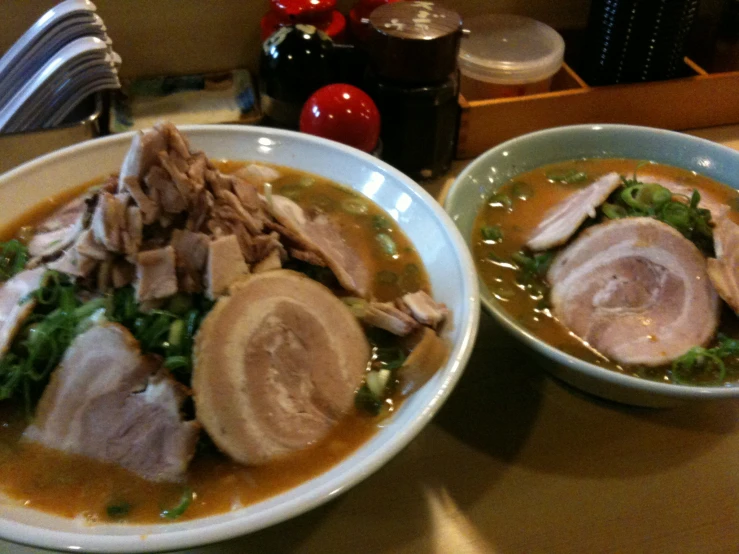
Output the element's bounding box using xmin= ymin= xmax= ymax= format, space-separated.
xmin=433 ymin=311 xmax=547 ymax=462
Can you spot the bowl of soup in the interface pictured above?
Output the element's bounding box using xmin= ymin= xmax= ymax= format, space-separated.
xmin=0 ymin=123 xmax=479 ymax=551
xmin=444 ymin=123 xmax=739 ymax=407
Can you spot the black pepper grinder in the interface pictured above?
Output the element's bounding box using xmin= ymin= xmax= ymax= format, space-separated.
xmin=364 ymin=1 xmax=463 ymax=180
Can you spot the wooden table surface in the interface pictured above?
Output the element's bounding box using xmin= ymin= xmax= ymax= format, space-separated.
xmin=5 ymin=125 xmax=739 ymax=554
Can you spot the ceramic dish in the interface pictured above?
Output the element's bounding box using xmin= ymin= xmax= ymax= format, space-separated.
xmin=444 ymin=123 xmax=739 ymax=407
xmin=0 ymin=125 xmax=480 ymax=552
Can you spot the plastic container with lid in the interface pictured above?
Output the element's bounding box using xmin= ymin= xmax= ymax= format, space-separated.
xmin=458 ymin=14 xmax=565 ymax=100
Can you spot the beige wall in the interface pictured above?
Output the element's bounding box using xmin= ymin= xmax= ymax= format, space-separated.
xmin=2 ymin=0 xmax=725 ymax=78
xmin=2 ymin=0 xmax=592 ymax=78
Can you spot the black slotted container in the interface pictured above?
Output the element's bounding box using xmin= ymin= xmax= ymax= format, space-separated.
xmin=580 ymin=0 xmax=701 ymax=86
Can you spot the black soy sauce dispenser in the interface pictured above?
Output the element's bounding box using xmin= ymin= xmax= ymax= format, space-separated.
xmin=364 ymin=1 xmax=463 ymax=180
xmin=259 ymin=24 xmax=336 ymax=129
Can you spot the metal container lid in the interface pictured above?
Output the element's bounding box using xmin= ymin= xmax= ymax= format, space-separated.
xmin=367 ymin=1 xmax=463 ymax=83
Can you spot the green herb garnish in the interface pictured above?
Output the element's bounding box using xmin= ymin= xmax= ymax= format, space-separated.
xmin=375 ymin=270 xmax=398 ymax=285
xmin=545 ymin=168 xmax=589 ymax=185
xmin=672 ymin=335 xmax=739 ymax=385
xmin=106 ymin=501 xmax=131 ymax=519
xmin=355 ymin=330 xmax=406 ymax=415
xmin=511 ymin=250 xmax=554 ymax=302
xmin=108 ymin=287 xmax=211 ymax=382
xmin=0 ymin=240 xmax=28 ymax=281
xmin=510 ymin=180 xmax=534 ymax=200
xmin=376 ymin=233 xmax=397 ymax=256
xmin=372 ymin=215 xmax=391 ymax=231
xmin=487 ymin=191 xmax=513 ymax=210
xmin=600 ymin=173 xmax=714 ymax=254
xmin=0 ymin=271 xmax=103 ymax=415
xmin=481 ymin=225 xmax=503 ymax=242
xmin=160 ymin=488 xmax=193 ymax=520
xmin=512 ymin=250 xmax=554 ymax=282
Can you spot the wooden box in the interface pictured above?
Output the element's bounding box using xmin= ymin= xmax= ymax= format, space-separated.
xmin=456 ymin=59 xmax=739 ymax=159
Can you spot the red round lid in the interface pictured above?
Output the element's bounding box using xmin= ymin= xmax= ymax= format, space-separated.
xmin=271 ymin=0 xmax=336 ymax=18
xmin=300 ymin=84 xmax=381 ymax=152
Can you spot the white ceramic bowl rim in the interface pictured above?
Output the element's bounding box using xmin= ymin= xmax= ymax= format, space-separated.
xmin=0 ymin=125 xmax=480 ymax=552
xmin=447 ymin=123 xmax=739 ymax=401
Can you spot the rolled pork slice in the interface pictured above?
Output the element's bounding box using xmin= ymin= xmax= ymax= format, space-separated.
xmin=707 ymin=216 xmax=739 ymax=313
xmin=193 ymin=269 xmax=371 ymax=465
xmin=526 ymin=172 xmax=622 ymax=251
xmin=548 ymin=218 xmax=719 ymax=366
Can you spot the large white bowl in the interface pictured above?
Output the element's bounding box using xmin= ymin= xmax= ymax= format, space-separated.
xmin=444 ymin=124 xmax=739 ymax=408
xmin=0 ymin=125 xmax=480 ymax=552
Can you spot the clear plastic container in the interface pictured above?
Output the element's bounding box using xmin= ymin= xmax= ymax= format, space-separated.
xmin=458 ymin=14 xmax=565 ymax=101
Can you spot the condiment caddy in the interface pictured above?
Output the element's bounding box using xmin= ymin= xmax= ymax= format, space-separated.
xmin=456 ymin=55 xmax=739 ymax=159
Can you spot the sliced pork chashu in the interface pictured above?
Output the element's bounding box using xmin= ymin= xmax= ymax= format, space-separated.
xmin=269 ymin=195 xmax=371 ymax=297
xmin=193 ymin=269 xmax=371 ymax=465
xmin=0 ymin=267 xmax=45 ymax=355
xmin=707 ymin=216 xmax=739 ymax=313
xmin=527 ymin=172 xmax=622 ymax=251
xmin=548 ymin=218 xmax=719 ymax=366
xmin=24 ymin=323 xmax=199 ymax=482
xmin=28 ymin=196 xmax=89 ymax=259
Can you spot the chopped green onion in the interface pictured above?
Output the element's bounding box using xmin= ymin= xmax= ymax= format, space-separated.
xmin=160 ymin=488 xmax=193 ymax=520
xmin=372 ymin=215 xmax=391 ymax=231
xmin=366 ymin=369 xmax=392 ymax=397
xmin=167 ymin=294 xmax=193 ymax=316
xmin=341 ymin=198 xmax=369 ymax=215
xmin=0 ymin=240 xmax=28 ymax=281
xmin=355 ymin=383 xmax=383 ymax=415
xmin=671 ymin=334 xmax=739 ymax=385
xmin=106 ymin=501 xmax=131 ymax=519
xmin=164 ymin=356 xmax=190 ymax=370
xmin=480 ymin=225 xmax=503 ymax=242
xmin=168 ymin=319 xmax=185 ymax=349
xmin=341 ymin=297 xmax=368 ymax=317
xmin=278 ymin=181 xmax=310 ymax=200
xmin=602 ymin=203 xmax=628 ymax=219
xmin=512 ymin=251 xmax=554 ymax=280
xmin=309 ymin=194 xmax=338 ymax=212
xmin=487 ymin=191 xmax=513 ymax=210
xmin=510 ymin=181 xmax=534 ymax=200
xmin=375 ymin=346 xmax=406 ymax=370
xmin=376 ymin=233 xmax=397 ymax=256
xmin=375 ymin=270 xmax=398 ymax=285
xmin=545 ymin=168 xmax=589 ymax=185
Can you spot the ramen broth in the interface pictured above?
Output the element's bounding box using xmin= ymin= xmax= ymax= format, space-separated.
xmin=473 ymin=158 xmax=739 ymax=383
xmin=0 ymin=161 xmax=431 ymax=523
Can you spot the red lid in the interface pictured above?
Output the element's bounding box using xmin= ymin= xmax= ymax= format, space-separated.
xmin=261 ymin=10 xmax=346 ymax=42
xmin=300 ymin=84 xmax=380 ymax=152
xmin=271 ymin=0 xmax=336 ymax=18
